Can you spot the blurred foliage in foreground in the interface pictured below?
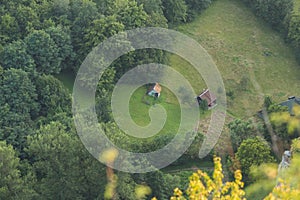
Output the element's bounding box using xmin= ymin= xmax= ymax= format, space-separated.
xmin=167 ymin=157 xmax=246 ymax=200
xmin=271 ymin=105 xmax=300 ymax=135
xmin=150 ymin=146 xmax=300 ymax=200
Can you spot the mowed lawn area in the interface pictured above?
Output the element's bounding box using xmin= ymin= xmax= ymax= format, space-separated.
xmin=128 ymin=84 xmax=206 ymax=136
xmin=171 ymin=0 xmax=300 ymax=117
xmin=129 ymin=85 xmax=181 ymax=136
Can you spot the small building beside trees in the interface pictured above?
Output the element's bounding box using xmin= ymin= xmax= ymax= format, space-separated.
xmin=196 ymin=89 xmax=217 ymax=108
xmin=147 ymin=83 xmax=162 ymax=98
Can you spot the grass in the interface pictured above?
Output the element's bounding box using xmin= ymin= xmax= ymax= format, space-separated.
xmin=166 ymin=53 xmax=207 ymax=93
xmin=129 ymin=85 xmax=181 ymax=135
xmin=128 ymin=84 xmax=209 ymax=134
xmin=161 ymin=157 xmax=214 ymax=173
xmin=171 ymin=0 xmax=300 ymax=118
xmin=55 ymin=69 xmax=75 ymax=92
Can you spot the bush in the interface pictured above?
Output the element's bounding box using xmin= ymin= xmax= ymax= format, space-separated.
xmin=199 ymin=99 xmax=208 ymax=112
xmin=241 ymin=0 xmax=293 ymax=30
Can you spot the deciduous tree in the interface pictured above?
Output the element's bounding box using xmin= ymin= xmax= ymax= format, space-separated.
xmin=0 ymin=68 xmax=38 ymax=117
xmin=27 ymin=122 xmax=107 ymax=199
xmin=228 ymin=119 xmax=259 ymax=151
xmin=162 ymin=0 xmax=187 ymax=24
xmin=0 ymin=14 xmax=20 ymax=45
xmin=25 ymin=30 xmax=61 ymax=74
xmin=0 ymin=40 xmax=35 ymax=72
xmin=45 ymin=26 xmax=75 ymax=70
xmin=82 ymin=15 xmax=124 ymax=59
xmin=69 ymin=0 xmax=100 ymax=67
xmin=0 ymin=68 xmax=37 ymax=152
xmin=236 ymin=137 xmax=275 ymax=180
xmin=0 ymin=141 xmax=36 ymax=199
xmin=114 ymin=0 xmax=149 ymax=29
xmin=34 ymin=75 xmax=71 ymax=117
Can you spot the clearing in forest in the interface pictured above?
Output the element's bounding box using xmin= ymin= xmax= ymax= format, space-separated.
xmin=170 ymin=0 xmax=300 ymax=118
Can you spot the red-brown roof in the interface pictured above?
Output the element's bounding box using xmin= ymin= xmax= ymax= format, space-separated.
xmin=153 ymin=83 xmax=161 ymax=93
xmin=198 ymin=89 xmax=216 ymax=105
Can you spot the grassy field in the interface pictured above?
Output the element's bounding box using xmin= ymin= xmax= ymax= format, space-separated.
xmin=128 ymin=85 xmax=181 ymax=135
xmin=171 ymin=0 xmax=300 ymax=118
xmin=127 ymin=84 xmax=209 ymax=135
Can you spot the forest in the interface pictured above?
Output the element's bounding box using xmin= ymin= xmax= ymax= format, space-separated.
xmin=0 ymin=0 xmax=300 ymax=199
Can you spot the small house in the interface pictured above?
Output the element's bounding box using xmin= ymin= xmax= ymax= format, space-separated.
xmin=257 ymin=96 xmax=300 ymax=118
xmin=196 ymin=89 xmax=217 ymax=108
xmin=280 ymin=96 xmax=300 ymax=115
xmin=147 ymin=83 xmax=161 ymax=98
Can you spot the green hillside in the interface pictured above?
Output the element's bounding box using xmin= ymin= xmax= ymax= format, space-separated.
xmin=170 ymin=0 xmax=300 ymax=118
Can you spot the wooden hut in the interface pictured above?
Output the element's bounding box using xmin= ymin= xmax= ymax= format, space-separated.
xmin=196 ymin=89 xmax=217 ymax=108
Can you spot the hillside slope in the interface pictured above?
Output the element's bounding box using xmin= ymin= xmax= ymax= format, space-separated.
xmin=171 ymin=0 xmax=300 ymax=117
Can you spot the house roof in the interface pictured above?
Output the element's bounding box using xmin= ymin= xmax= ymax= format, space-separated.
xmin=198 ymin=89 xmax=216 ymax=105
xmin=153 ymin=83 xmax=161 ymax=93
xmin=280 ymin=97 xmax=300 ymax=115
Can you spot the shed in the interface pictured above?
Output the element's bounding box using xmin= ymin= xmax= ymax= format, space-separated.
xmin=196 ymin=89 xmax=217 ymax=107
xmin=147 ymin=83 xmax=161 ymax=98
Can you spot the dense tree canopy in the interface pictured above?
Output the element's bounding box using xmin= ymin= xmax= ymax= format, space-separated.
xmin=27 ymin=122 xmax=107 ymax=199
xmin=0 ymin=106 xmax=34 ymax=154
xmin=162 ymin=0 xmax=188 ymax=24
xmin=0 ymin=141 xmax=36 ymax=199
xmin=0 ymin=68 xmax=38 ymax=152
xmin=0 ymin=40 xmax=35 ymax=72
xmin=184 ymin=0 xmax=212 ymax=21
xmin=69 ymin=0 xmax=100 ymax=65
xmin=45 ymin=26 xmax=75 ymax=70
xmin=0 ymin=14 xmax=20 ymax=45
xmin=228 ymin=119 xmax=260 ymax=151
xmin=25 ymin=30 xmax=61 ymax=74
xmin=34 ymin=75 xmax=71 ymax=117
xmin=82 ymin=15 xmax=124 ymax=60
xmin=0 ymin=68 xmax=38 ymax=116
xmin=241 ymin=0 xmax=293 ymax=29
